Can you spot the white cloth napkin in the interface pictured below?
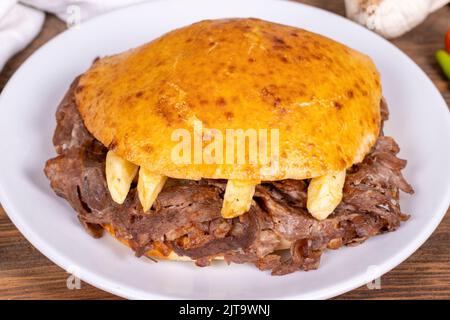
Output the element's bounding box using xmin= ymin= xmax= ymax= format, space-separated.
xmin=0 ymin=1 xmax=44 ymax=71
xmin=0 ymin=0 xmax=152 ymax=72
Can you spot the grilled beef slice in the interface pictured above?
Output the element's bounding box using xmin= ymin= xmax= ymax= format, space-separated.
xmin=44 ymin=81 xmax=413 ymax=275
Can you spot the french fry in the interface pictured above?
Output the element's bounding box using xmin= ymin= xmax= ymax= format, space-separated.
xmin=105 ymin=150 xmax=139 ymax=204
xmin=307 ymin=170 xmax=346 ymax=220
xmin=137 ymin=168 xmax=167 ymax=212
xmin=221 ymin=180 xmax=258 ymax=219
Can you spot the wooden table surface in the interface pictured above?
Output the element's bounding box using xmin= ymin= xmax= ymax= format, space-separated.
xmin=0 ymin=0 xmax=449 ymax=300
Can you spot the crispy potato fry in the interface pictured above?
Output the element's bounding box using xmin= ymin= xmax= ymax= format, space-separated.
xmin=307 ymin=170 xmax=346 ymax=220
xmin=221 ymin=180 xmax=258 ymax=219
xmin=105 ymin=150 xmax=139 ymax=204
xmin=137 ymin=168 xmax=167 ymax=212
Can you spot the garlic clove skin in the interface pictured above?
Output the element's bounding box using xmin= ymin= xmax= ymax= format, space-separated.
xmin=345 ymin=0 xmax=447 ymax=39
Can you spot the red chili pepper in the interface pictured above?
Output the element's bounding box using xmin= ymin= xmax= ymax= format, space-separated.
xmin=446 ymin=27 xmax=450 ymax=54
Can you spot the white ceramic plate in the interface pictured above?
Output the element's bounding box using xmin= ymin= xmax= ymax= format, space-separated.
xmin=0 ymin=0 xmax=449 ymax=300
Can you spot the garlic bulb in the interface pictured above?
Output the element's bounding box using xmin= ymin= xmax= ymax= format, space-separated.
xmin=345 ymin=0 xmax=450 ymax=39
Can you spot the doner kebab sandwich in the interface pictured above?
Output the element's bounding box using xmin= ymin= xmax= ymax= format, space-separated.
xmin=45 ymin=18 xmax=413 ymax=275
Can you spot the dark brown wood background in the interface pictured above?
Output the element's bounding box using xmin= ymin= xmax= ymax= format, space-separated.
xmin=0 ymin=0 xmax=449 ymax=300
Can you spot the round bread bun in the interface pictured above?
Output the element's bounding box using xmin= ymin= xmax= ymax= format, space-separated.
xmin=103 ymin=224 xmax=291 ymax=262
xmin=75 ymin=18 xmax=382 ymax=181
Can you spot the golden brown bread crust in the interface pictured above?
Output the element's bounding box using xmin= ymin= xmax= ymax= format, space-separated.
xmin=76 ymin=18 xmax=381 ymax=180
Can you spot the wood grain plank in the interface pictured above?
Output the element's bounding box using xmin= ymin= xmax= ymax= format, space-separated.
xmin=0 ymin=1 xmax=449 ymax=300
